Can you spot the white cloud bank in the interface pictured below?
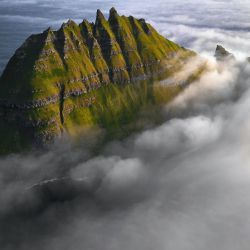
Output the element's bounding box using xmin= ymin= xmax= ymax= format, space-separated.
xmin=1 ymin=56 xmax=250 ymax=250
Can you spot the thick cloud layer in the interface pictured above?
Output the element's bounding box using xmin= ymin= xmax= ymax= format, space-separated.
xmin=1 ymin=56 xmax=250 ymax=250
xmin=1 ymin=1 xmax=250 ymax=249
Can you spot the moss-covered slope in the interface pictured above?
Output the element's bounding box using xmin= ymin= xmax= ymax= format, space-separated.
xmin=0 ymin=8 xmax=195 ymax=154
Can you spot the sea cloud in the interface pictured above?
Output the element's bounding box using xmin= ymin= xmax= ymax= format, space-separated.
xmin=1 ymin=55 xmax=250 ymax=249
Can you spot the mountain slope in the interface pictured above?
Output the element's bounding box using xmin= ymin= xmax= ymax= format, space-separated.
xmin=0 ymin=8 xmax=195 ymax=154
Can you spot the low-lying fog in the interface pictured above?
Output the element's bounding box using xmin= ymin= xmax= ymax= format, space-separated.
xmin=1 ymin=0 xmax=250 ymax=249
xmin=1 ymin=55 xmax=250 ymax=250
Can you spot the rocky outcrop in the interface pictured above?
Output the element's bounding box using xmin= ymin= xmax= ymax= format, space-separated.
xmin=215 ymin=45 xmax=235 ymax=61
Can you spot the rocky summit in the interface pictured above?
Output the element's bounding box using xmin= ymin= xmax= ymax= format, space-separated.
xmin=0 ymin=8 xmax=195 ymax=154
xmin=215 ymin=45 xmax=235 ymax=61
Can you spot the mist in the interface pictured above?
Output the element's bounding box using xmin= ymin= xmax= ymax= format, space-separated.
xmin=1 ymin=53 xmax=250 ymax=249
xmin=1 ymin=0 xmax=250 ymax=249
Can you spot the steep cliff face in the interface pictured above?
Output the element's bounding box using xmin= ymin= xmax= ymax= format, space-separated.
xmin=0 ymin=8 xmax=195 ymax=153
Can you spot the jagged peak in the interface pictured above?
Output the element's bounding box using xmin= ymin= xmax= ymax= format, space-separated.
xmin=44 ymin=27 xmax=53 ymax=34
xmin=67 ymin=19 xmax=76 ymax=25
xmin=108 ymin=7 xmax=119 ymax=25
xmin=61 ymin=19 xmax=77 ymax=30
xmin=109 ymin=7 xmax=119 ymax=18
xmin=108 ymin=7 xmax=120 ymax=26
xmin=215 ymin=45 xmax=235 ymax=61
xmin=139 ymin=18 xmax=146 ymax=23
xmin=128 ymin=15 xmax=138 ymax=26
xmin=215 ymin=45 xmax=228 ymax=53
xmin=79 ymin=19 xmax=94 ymax=45
xmin=128 ymin=16 xmax=143 ymax=34
xmin=80 ymin=19 xmax=93 ymax=33
xmin=94 ymin=9 xmax=115 ymax=38
xmin=81 ymin=19 xmax=91 ymax=26
xmin=42 ymin=27 xmax=56 ymax=44
xmin=139 ymin=18 xmax=151 ymax=34
xmin=95 ymin=9 xmax=106 ymax=25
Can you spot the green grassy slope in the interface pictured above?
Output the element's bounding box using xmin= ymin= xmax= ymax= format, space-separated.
xmin=0 ymin=8 xmax=197 ymax=154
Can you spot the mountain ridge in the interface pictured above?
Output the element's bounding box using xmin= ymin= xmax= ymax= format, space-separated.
xmin=0 ymin=8 xmax=196 ymax=154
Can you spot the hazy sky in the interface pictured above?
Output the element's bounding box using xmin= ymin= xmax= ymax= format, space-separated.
xmin=1 ymin=1 xmax=250 ymax=250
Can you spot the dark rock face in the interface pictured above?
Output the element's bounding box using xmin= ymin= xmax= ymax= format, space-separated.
xmin=215 ymin=45 xmax=235 ymax=61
